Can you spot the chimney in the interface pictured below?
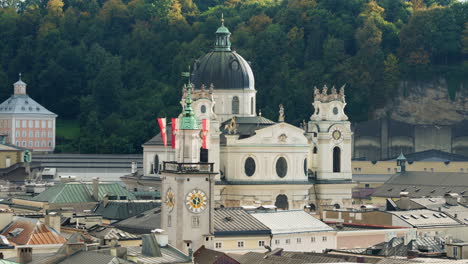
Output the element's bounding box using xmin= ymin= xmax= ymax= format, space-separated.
xmin=17 ymin=247 xmax=32 ymax=264
xmin=399 ymin=192 xmax=410 ymax=210
xmin=45 ymin=212 xmax=61 ymax=233
xmin=445 ymin=193 xmax=459 ymax=206
xmin=92 ymin=177 xmax=99 ymax=201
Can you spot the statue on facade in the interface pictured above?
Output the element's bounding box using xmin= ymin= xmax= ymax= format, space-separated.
xmin=224 ymin=117 xmax=237 ymax=135
xmin=278 ymin=104 xmax=285 ymax=122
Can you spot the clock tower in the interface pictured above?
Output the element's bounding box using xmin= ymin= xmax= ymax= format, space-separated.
xmin=307 ymin=85 xmax=354 ymax=209
xmin=160 ymin=81 xmax=217 ymax=254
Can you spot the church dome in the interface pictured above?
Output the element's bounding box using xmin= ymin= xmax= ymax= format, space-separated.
xmin=192 ymin=18 xmax=254 ymax=90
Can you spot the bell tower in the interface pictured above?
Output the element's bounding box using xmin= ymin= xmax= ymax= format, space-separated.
xmin=160 ymin=80 xmax=217 ymax=255
xmin=307 ymin=85 xmax=353 ymax=209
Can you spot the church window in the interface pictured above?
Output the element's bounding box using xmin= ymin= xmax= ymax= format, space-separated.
xmin=276 ymin=157 xmax=287 ymax=178
xmin=304 ymin=158 xmax=308 ymax=176
xmin=244 ymin=157 xmax=256 ymax=177
xmin=333 ymin=107 xmax=339 ymax=115
xmin=250 ymin=97 xmax=254 ymax=115
xmin=333 ymin=147 xmax=341 ymax=173
xmin=153 ymin=155 xmax=159 ymax=174
xmin=275 ymin=194 xmax=289 ymax=210
xmin=201 ymin=105 xmax=206 ymax=114
xmin=232 ymin=96 xmax=239 ymax=114
xmin=191 ymin=216 xmax=200 ymax=228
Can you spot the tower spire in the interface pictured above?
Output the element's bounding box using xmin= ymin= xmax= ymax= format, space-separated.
xmin=180 ymin=67 xmax=200 ymax=130
xmin=214 ymin=14 xmax=231 ymax=51
xmin=13 ymin=72 xmax=27 ymax=95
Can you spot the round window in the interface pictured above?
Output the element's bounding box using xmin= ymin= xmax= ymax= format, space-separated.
xmin=304 ymin=158 xmax=308 ymax=176
xmin=244 ymin=157 xmax=256 ymax=177
xmin=333 ymin=107 xmax=339 ymax=115
xmin=276 ymin=157 xmax=288 ymax=178
xmin=231 ymin=60 xmax=239 ymax=71
xmin=201 ymin=105 xmax=206 ymax=113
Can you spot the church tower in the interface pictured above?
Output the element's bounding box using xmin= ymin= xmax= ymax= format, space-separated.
xmin=160 ymin=81 xmax=217 ymax=254
xmin=307 ymin=85 xmax=353 ymax=209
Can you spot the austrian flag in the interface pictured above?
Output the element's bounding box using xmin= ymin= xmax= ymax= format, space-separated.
xmin=171 ymin=118 xmax=178 ymax=149
xmin=202 ymin=119 xmax=210 ymax=149
xmin=157 ymin=118 xmax=167 ymax=146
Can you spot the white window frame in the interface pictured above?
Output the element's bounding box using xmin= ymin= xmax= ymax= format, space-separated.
xmin=322 ymin=236 xmax=327 ymax=242
xmin=237 ymin=241 xmax=245 ymax=248
xmin=191 ymin=216 xmax=200 ymax=228
xmin=297 ymin=238 xmax=301 ymax=244
xmin=285 ymin=239 xmax=290 ymax=245
xmin=275 ymin=239 xmax=280 ymax=245
xmin=22 ymin=120 xmax=27 ymax=128
xmin=258 ymin=240 xmax=265 ymax=247
xmin=35 ymin=120 xmax=39 ymax=128
xmin=16 ymin=120 xmax=20 ymax=128
xmin=215 ymin=242 xmax=222 ymax=249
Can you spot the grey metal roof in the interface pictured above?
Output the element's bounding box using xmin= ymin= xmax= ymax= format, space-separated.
xmin=192 ymin=50 xmax=254 ymax=90
xmin=214 ymin=207 xmax=270 ymax=236
xmin=372 ymin=235 xmax=445 ymax=257
xmin=388 ymin=209 xmax=463 ymax=227
xmin=373 ymin=171 xmax=468 ymax=198
xmin=0 ymin=95 xmax=56 ymax=116
xmin=56 ymin=251 xmax=130 ymax=264
xmin=113 ymin=208 xmax=161 ymax=234
xmin=88 ymin=226 xmax=141 ymax=240
xmin=228 ymin=251 xmax=348 ymax=264
xmin=126 ymin=246 xmax=191 ymax=264
xmin=94 ymin=201 xmax=160 ymax=220
xmin=220 ymin=116 xmax=275 ymax=140
xmin=250 ymin=210 xmax=334 ymax=235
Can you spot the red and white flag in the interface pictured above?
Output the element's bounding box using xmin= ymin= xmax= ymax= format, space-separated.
xmin=171 ymin=118 xmax=178 ymax=149
xmin=157 ymin=118 xmax=167 ymax=146
xmin=202 ymin=119 xmax=210 ymax=149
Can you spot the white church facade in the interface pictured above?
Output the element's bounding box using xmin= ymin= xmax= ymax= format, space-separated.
xmin=142 ymin=18 xmax=354 ymax=212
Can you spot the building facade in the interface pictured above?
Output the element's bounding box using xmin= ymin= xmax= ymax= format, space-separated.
xmin=0 ymin=75 xmax=57 ymax=152
xmin=142 ymin=18 xmax=354 ymax=212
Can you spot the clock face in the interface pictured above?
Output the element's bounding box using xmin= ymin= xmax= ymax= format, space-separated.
xmin=166 ymin=188 xmax=175 ymax=212
xmin=186 ymin=189 xmax=207 ymax=213
xmin=332 ymin=130 xmax=342 ymax=140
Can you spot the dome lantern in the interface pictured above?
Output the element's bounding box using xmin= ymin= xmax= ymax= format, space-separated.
xmin=214 ymin=14 xmax=231 ymax=52
xmin=13 ymin=73 xmax=27 ymax=95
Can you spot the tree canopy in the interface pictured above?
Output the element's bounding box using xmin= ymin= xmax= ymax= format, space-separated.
xmin=0 ymin=0 xmax=466 ymax=153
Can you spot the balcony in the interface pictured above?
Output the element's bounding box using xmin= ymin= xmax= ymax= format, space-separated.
xmin=162 ymin=161 xmax=214 ymax=173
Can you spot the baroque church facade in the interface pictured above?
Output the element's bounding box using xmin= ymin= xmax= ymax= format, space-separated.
xmin=143 ymin=19 xmax=354 ymax=213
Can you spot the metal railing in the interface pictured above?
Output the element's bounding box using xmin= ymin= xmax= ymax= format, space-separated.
xmin=163 ymin=161 xmax=214 ymax=173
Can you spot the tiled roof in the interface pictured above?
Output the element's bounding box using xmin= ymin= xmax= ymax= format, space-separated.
xmin=372 ymin=172 xmax=468 ymax=198
xmin=213 ymin=208 xmax=270 ymax=236
xmin=87 ymin=226 xmax=140 ymax=241
xmin=0 ymin=94 xmax=56 ymax=116
xmin=388 ymin=209 xmax=463 ymax=227
xmin=94 ymin=201 xmax=160 ymax=220
xmin=32 ymin=182 xmax=136 ymax=203
xmin=113 ymin=208 xmax=161 ymax=234
xmin=0 ymin=216 xmax=66 ymax=245
xmin=250 ymin=210 xmax=333 ymax=235
xmin=193 ymin=246 xmax=240 ymax=264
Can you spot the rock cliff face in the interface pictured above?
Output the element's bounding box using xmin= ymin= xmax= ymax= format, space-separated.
xmin=374 ymin=78 xmax=468 ymax=125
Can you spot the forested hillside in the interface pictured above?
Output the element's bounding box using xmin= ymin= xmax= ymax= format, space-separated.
xmin=0 ymin=0 xmax=466 ymax=153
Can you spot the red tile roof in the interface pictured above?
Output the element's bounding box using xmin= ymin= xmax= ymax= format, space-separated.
xmin=1 ymin=217 xmax=66 ymax=245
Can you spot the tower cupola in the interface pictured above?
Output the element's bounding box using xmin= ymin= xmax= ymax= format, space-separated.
xmin=214 ymin=14 xmax=231 ymax=51
xmin=14 ymin=73 xmax=27 ymax=95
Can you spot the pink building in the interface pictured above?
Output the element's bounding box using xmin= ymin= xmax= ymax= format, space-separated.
xmin=0 ymin=75 xmax=57 ymax=152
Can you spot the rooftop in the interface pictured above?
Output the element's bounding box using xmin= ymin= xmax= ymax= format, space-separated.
xmin=0 ymin=216 xmax=66 ymax=245
xmin=250 ymin=210 xmax=333 ymax=235
xmin=213 ymin=207 xmax=270 ymax=236
xmin=388 ymin=209 xmax=463 ymax=227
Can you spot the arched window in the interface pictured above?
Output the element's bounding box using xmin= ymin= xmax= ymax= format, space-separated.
xmin=153 ymin=154 xmax=159 ymax=174
xmin=250 ymin=97 xmax=254 ymax=115
xmin=232 ymin=96 xmax=239 ymax=114
xmin=333 ymin=147 xmax=341 ymax=172
xmin=200 ymin=148 xmax=208 ymax=162
xmin=275 ymin=194 xmax=289 ymax=210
